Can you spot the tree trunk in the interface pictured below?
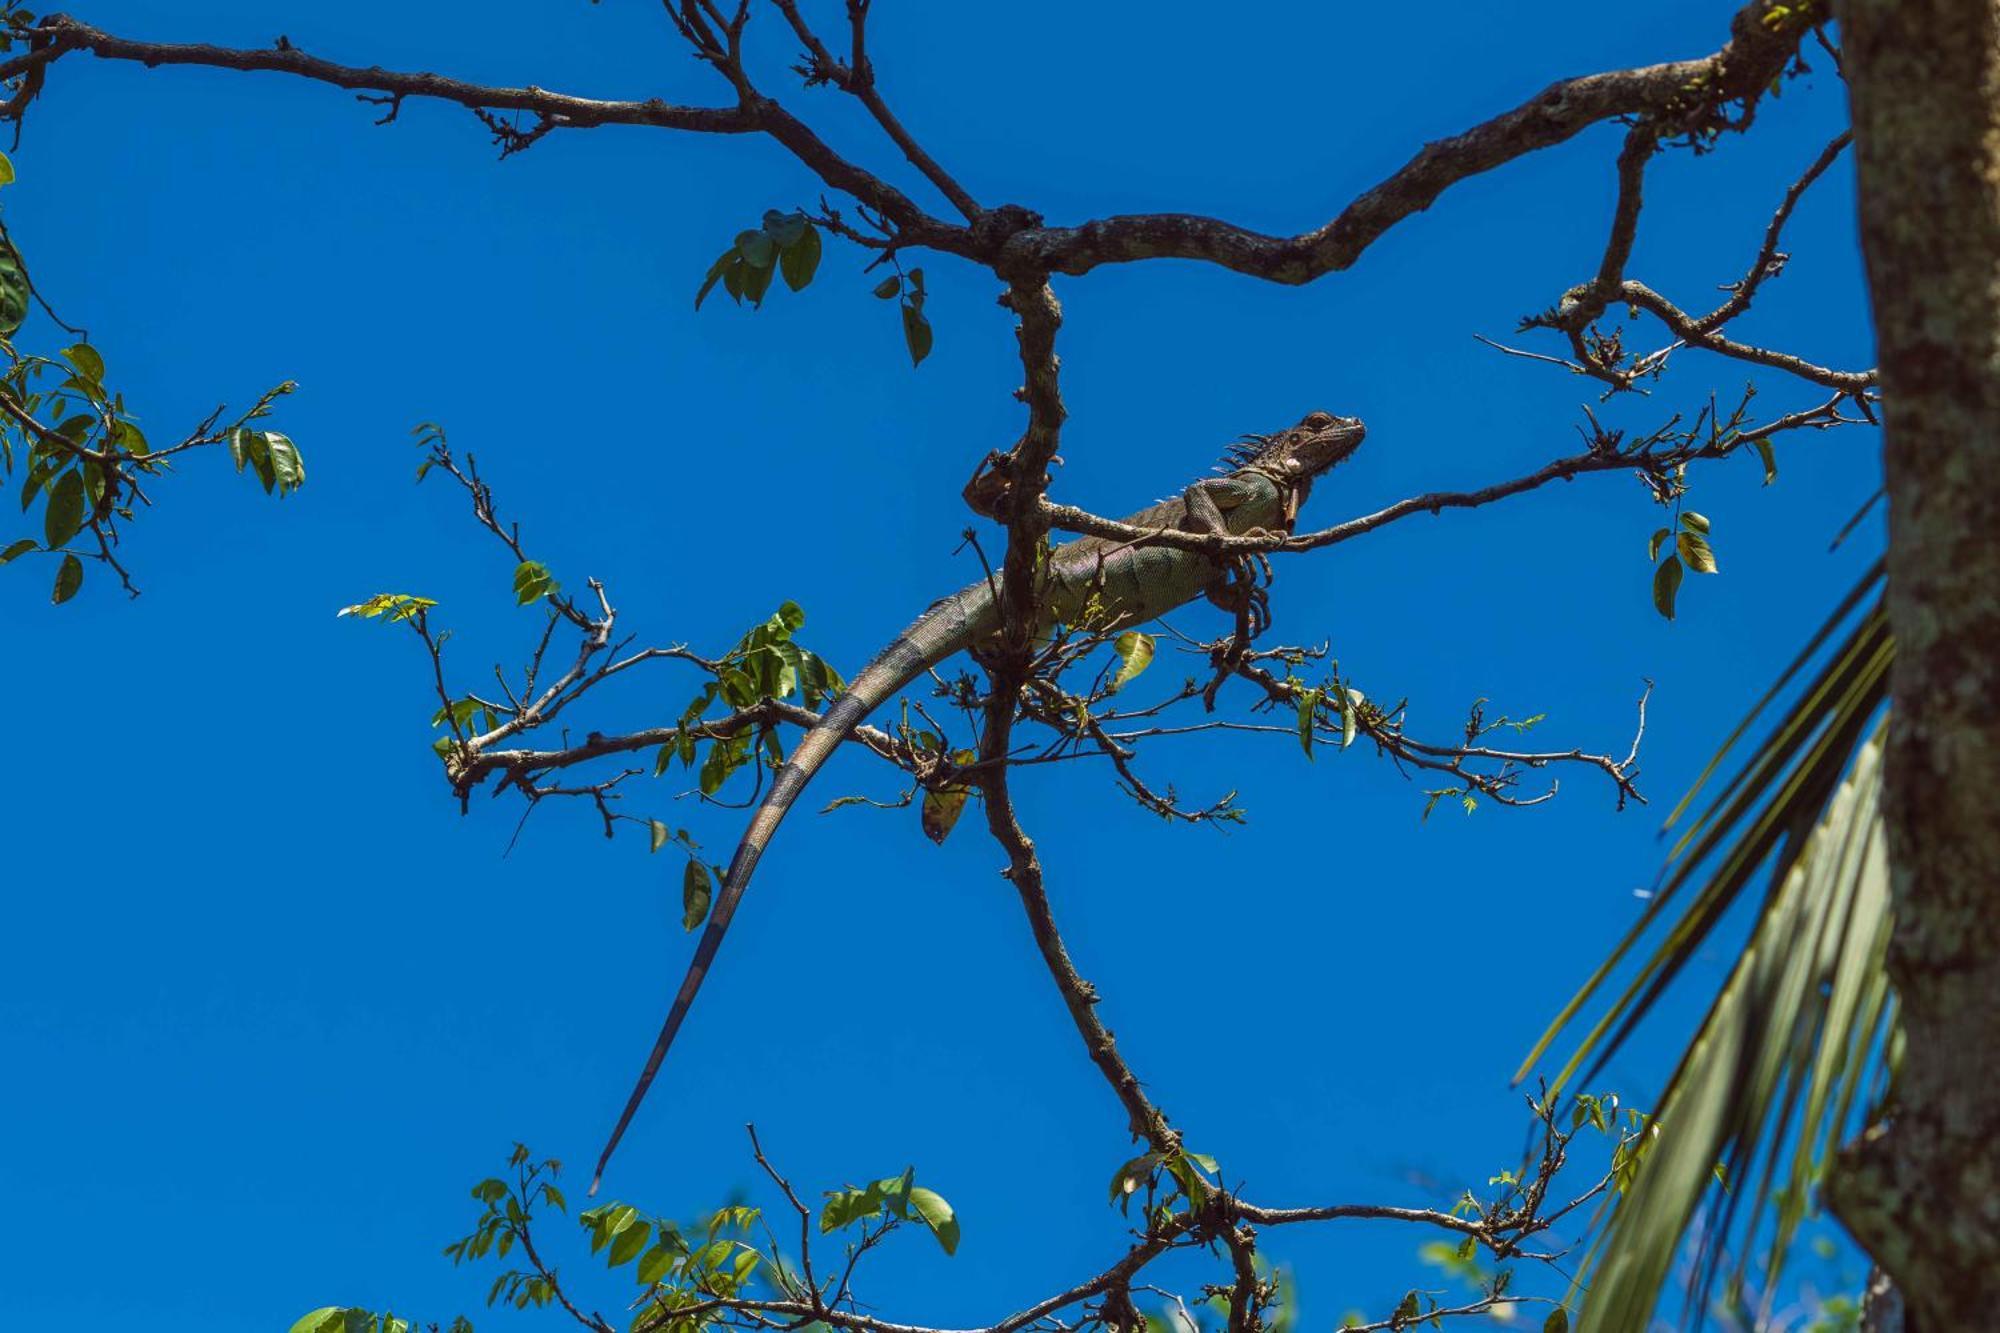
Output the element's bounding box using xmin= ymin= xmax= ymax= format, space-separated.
xmin=1827 ymin=2 xmax=2000 ymax=1325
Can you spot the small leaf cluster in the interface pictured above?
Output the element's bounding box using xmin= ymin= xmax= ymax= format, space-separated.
xmin=3 ymin=334 xmax=298 ymax=601
xmin=0 ymin=159 xmax=304 ymax=604
xmin=1649 ymin=509 xmax=1719 ymax=621
xmin=653 ymin=601 xmax=845 ymax=797
xmin=228 ymin=419 xmax=306 ymax=496
xmin=819 ymin=1166 xmax=960 ymax=1255
xmin=871 ymin=265 xmax=934 ymax=367
xmin=695 ymin=209 xmax=822 ymax=310
xmin=338 ymin=592 xmax=438 ymax=623
xmin=912 ymin=732 xmax=978 ymax=845
xmin=1109 ymin=1146 xmax=1221 ymax=1222
xmin=579 ymin=1198 xmax=769 ymax=1309
xmin=648 ymin=821 xmax=722 ymax=932
xmin=3 ymin=342 xmax=137 ymax=602
xmin=513 ymin=558 xmax=558 ymax=605
xmin=290 ymin=1310 xmax=472 ymax=1333
xmin=1285 ymin=670 xmax=1371 ymax=761
xmin=442 ymin=1144 xmax=572 ymax=1312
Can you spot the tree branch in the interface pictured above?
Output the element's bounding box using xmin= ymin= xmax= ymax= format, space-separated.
xmin=998 ymin=0 xmax=1819 ymax=280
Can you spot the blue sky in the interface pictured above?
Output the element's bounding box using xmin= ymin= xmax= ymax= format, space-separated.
xmin=0 ymin=2 xmax=1880 ymax=1328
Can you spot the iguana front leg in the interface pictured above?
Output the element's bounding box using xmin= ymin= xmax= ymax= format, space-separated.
xmin=1179 ymin=477 xmax=1275 ymax=634
xmin=1179 ymin=477 xmax=1280 ymax=708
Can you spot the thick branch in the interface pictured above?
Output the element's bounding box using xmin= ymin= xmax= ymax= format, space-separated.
xmin=18 ymin=14 xmax=973 ymax=254
xmin=21 ymin=16 xmax=753 ymax=132
xmin=999 ymin=0 xmax=1817 ymax=280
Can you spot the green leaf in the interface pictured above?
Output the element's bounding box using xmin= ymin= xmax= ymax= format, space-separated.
xmin=1522 ymin=565 xmax=1896 ymax=1332
xmin=42 ymin=469 xmax=83 ymax=548
xmin=1341 ymin=687 xmax=1365 ymax=749
xmin=0 ymin=151 xmax=15 ymax=186
xmin=695 ymin=249 xmax=738 ymax=311
xmin=902 ymin=302 xmax=934 ymax=366
xmin=338 ymin=592 xmax=437 ymax=622
xmin=741 ymin=258 xmax=776 ymax=307
xmin=649 ymin=820 xmax=670 ymax=854
xmin=819 ymin=1186 xmax=884 ymax=1234
xmin=1752 ymin=437 xmax=1778 ymax=485
xmin=262 ymin=431 xmax=306 ymax=495
xmin=780 ymin=223 xmax=821 ymax=292
xmin=763 ymin=210 xmax=808 ymax=246
xmin=1109 ymin=631 xmax=1154 ymax=693
xmin=1680 ymin=511 xmax=1711 ymax=534
xmin=735 ymin=229 xmax=777 ymax=269
xmin=871 ymin=275 xmax=901 ymax=300
xmin=512 ymin=559 xmax=557 ymax=605
xmin=1677 ymin=529 xmax=1719 ymax=574
xmin=50 ymin=551 xmax=81 ymax=604
xmin=1109 ymin=1152 xmax=1161 ymax=1203
xmin=682 ymin=859 xmax=713 ymax=932
xmin=907 ymin=1186 xmax=959 ymax=1256
xmin=1294 ymin=686 xmax=1320 ymax=759
xmin=1543 ymin=1310 xmax=1569 ymax=1333
xmin=288 ymin=1309 xmax=355 ymax=1333
xmin=607 ymin=1215 xmax=651 ymax=1267
xmin=0 ymin=235 xmax=31 ymax=335
xmin=1653 ymin=554 xmax=1684 ymax=621
xmin=636 ymin=1243 xmax=677 ymax=1286
xmin=0 ymin=537 xmax=35 ymax=564
xmin=1648 ymin=527 xmax=1673 ymax=563
xmin=60 ymin=342 xmax=104 ymax=384
xmin=921 ymin=782 xmax=970 ymax=844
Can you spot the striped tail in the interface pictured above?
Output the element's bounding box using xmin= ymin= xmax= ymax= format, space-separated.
xmin=590 ymin=627 xmax=943 ymax=1193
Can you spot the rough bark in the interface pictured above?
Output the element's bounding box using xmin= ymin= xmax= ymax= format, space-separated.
xmin=1827 ymin=2 xmax=2000 ymax=1325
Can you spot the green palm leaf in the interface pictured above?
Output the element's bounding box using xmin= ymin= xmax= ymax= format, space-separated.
xmin=1521 ymin=560 xmax=1895 ymax=1331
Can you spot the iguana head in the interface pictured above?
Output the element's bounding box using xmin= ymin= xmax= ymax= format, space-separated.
xmin=1222 ymin=410 xmax=1366 ymax=479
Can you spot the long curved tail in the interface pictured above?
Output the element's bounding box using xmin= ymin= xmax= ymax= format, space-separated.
xmin=591 ymin=601 xmax=975 ymax=1192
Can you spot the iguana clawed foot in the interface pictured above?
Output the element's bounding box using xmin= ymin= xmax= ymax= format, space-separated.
xmin=1200 ymin=546 xmax=1275 ymax=710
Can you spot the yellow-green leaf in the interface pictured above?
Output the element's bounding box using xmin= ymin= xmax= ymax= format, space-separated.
xmin=50 ymin=551 xmax=82 ymax=604
xmin=902 ymin=302 xmax=933 ymax=366
xmin=1677 ymin=529 xmax=1719 ymax=574
xmin=1653 ymin=554 xmax=1684 ymax=620
xmin=43 ymin=470 xmax=84 ymax=549
xmin=1109 ymin=631 xmax=1154 ymax=693
xmin=780 ymin=224 xmax=821 ymax=292
xmin=907 ymin=1186 xmax=960 ymax=1256
xmin=337 ymin=592 xmax=436 ymax=622
xmin=1341 ymin=687 xmax=1365 ymax=749
xmin=682 ymin=860 xmax=713 ymax=932
xmin=922 ymin=784 xmax=970 ymax=844
xmin=512 ymin=559 xmax=556 ymax=605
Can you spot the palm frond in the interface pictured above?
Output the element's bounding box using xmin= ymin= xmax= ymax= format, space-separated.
xmin=1520 ymin=560 xmax=1896 ymax=1331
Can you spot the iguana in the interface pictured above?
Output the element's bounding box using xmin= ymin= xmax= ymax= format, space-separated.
xmin=591 ymin=409 xmax=1365 ymax=1190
